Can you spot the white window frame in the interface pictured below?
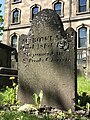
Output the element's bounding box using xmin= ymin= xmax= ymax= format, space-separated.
xmin=77 ymin=24 xmax=89 ymax=49
xmin=30 ymin=4 xmax=41 ymax=20
xmin=52 ymin=0 xmax=64 ymax=17
xmin=10 ymin=33 xmax=19 ymax=52
xmin=77 ymin=0 xmax=90 ymax=14
xmin=12 ymin=0 xmax=22 ymax=4
xmin=11 ymin=8 xmax=21 ymax=24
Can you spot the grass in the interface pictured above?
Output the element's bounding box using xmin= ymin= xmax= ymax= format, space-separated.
xmin=0 ymin=75 xmax=90 ymax=119
xmin=0 ymin=109 xmax=89 ymax=120
xmin=77 ymin=76 xmax=90 ymax=95
xmin=0 ymin=111 xmax=51 ymax=120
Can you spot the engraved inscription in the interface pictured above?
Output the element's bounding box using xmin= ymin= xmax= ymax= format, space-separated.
xmin=21 ymin=35 xmax=70 ymax=63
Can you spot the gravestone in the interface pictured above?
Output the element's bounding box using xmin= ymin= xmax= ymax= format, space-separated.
xmin=18 ymin=9 xmax=77 ymax=110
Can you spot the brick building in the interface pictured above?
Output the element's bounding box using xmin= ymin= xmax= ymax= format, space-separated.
xmin=3 ymin=0 xmax=90 ymax=77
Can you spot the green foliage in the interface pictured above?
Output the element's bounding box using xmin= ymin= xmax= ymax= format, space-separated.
xmin=0 ymin=84 xmax=18 ymax=107
xmin=77 ymin=76 xmax=90 ymax=110
xmin=0 ymin=76 xmax=19 ymax=110
xmin=0 ymin=76 xmax=90 ymax=119
xmin=77 ymin=76 xmax=90 ymax=95
xmin=58 ymin=111 xmax=65 ymax=119
xmin=0 ymin=77 xmax=18 ymax=106
xmin=0 ymin=85 xmax=90 ymax=119
xmin=0 ymin=110 xmax=90 ymax=120
xmin=18 ymin=90 xmax=43 ymax=112
xmin=33 ymin=90 xmax=43 ymax=109
xmin=0 ymin=111 xmax=52 ymax=120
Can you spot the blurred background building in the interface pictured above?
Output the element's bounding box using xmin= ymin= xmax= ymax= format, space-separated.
xmin=2 ymin=0 xmax=90 ymax=78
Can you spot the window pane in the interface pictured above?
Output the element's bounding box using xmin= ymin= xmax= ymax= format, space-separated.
xmin=14 ymin=0 xmax=20 ymax=2
xmin=77 ymin=52 xmax=83 ymax=64
xmin=78 ymin=27 xmax=87 ymax=48
xmin=55 ymin=10 xmax=61 ymax=15
xmin=79 ymin=38 xmax=87 ymax=47
xmin=11 ymin=35 xmax=17 ymax=48
xmin=33 ymin=7 xmax=38 ymax=14
xmin=55 ymin=3 xmax=61 ymax=10
xmin=79 ymin=6 xmax=86 ymax=12
xmin=80 ymin=28 xmax=87 ymax=37
xmin=54 ymin=2 xmax=61 ymax=15
xmin=79 ymin=0 xmax=86 ymax=5
xmin=77 ymin=51 xmax=86 ymax=65
xmin=13 ymin=10 xmax=19 ymax=23
xmin=32 ymin=6 xmax=39 ymax=19
xmin=79 ymin=0 xmax=87 ymax=12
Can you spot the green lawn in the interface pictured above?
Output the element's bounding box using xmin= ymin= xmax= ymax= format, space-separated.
xmin=77 ymin=76 xmax=90 ymax=95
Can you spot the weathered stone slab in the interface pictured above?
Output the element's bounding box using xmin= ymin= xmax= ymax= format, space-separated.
xmin=18 ymin=9 xmax=77 ymax=110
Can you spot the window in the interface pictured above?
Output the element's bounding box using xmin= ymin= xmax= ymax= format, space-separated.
xmin=32 ymin=6 xmax=39 ymax=19
xmin=77 ymin=52 xmax=83 ymax=65
xmin=77 ymin=24 xmax=90 ymax=49
xmin=30 ymin=4 xmax=41 ymax=20
xmin=11 ymin=34 xmax=17 ymax=48
xmin=78 ymin=0 xmax=87 ymax=12
xmin=10 ymin=33 xmax=19 ymax=52
xmin=54 ymin=2 xmax=61 ymax=15
xmin=11 ymin=8 xmax=21 ymax=24
xmin=78 ymin=27 xmax=87 ymax=48
xmin=14 ymin=0 xmax=20 ymax=2
xmin=52 ymin=0 xmax=64 ymax=17
xmin=12 ymin=0 xmax=22 ymax=4
xmin=13 ymin=10 xmax=19 ymax=23
xmin=77 ymin=51 xmax=87 ymax=65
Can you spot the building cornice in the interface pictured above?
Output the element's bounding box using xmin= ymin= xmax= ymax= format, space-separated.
xmin=4 ymin=24 xmax=31 ymax=31
xmin=4 ymin=15 xmax=90 ymax=31
xmin=62 ymin=14 xmax=90 ymax=22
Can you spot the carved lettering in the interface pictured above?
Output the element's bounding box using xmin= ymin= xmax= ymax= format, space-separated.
xmin=21 ymin=35 xmax=70 ymax=63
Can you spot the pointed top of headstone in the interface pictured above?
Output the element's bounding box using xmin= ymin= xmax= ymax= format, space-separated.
xmin=31 ymin=9 xmax=64 ymax=37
